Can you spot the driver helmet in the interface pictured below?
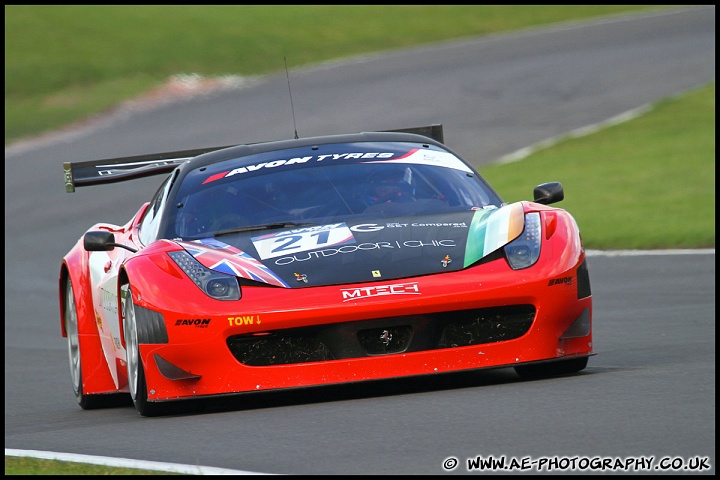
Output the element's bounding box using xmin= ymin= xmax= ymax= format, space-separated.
xmin=364 ymin=166 xmax=415 ymax=205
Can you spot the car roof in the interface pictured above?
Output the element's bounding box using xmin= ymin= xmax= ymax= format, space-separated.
xmin=179 ymin=131 xmax=448 ymax=173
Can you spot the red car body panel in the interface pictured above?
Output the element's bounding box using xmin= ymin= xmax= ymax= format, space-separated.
xmin=61 ymin=200 xmax=592 ymax=402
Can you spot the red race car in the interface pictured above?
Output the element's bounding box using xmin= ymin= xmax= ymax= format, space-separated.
xmin=59 ymin=125 xmax=593 ymax=416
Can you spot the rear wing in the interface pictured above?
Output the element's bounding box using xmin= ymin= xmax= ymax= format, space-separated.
xmin=63 ymin=145 xmax=231 ymax=193
xmin=63 ymin=124 xmax=443 ymax=192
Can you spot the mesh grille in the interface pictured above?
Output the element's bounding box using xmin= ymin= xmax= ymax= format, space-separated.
xmin=227 ymin=305 xmax=535 ymax=366
xmin=228 ymin=335 xmax=333 ymax=366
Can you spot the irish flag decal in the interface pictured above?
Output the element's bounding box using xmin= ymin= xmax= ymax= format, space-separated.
xmin=464 ymin=203 xmax=525 ymax=267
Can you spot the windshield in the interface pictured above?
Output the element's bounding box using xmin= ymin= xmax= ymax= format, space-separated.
xmin=162 ymin=141 xmax=502 ymax=240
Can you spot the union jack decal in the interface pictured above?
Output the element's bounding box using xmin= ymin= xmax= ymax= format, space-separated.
xmin=177 ymin=238 xmax=289 ymax=288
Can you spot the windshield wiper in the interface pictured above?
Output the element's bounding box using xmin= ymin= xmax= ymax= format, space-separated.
xmin=213 ymin=222 xmax=318 ymax=237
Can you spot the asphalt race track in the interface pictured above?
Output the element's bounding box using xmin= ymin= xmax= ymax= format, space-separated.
xmin=4 ymin=6 xmax=715 ymax=475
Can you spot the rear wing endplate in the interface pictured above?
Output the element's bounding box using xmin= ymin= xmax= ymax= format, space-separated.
xmin=381 ymin=124 xmax=444 ymax=144
xmin=63 ymin=124 xmax=443 ymax=192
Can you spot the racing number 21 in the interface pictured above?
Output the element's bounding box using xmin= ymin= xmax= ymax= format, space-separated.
xmin=251 ymin=223 xmax=355 ymax=260
xmin=272 ymin=231 xmax=330 ymax=253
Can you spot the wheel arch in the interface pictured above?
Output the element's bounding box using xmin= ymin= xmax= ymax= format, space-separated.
xmin=60 ymin=250 xmax=119 ymax=395
xmin=59 ymin=249 xmax=93 ymax=338
xmin=59 ymin=264 xmax=71 ymax=338
xmin=117 ymin=268 xmax=131 ymax=351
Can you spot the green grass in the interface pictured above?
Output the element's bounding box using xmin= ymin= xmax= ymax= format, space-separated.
xmin=3 ymin=456 xmax=176 ymax=475
xmin=480 ymin=83 xmax=716 ymax=250
xmin=5 ymin=5 xmax=662 ymax=144
xmin=3 ymin=4 xmax=713 ymax=476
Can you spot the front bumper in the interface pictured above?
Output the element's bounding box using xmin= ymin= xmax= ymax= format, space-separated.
xmin=135 ymin=257 xmax=593 ymax=402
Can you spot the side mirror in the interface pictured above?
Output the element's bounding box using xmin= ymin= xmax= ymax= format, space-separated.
xmin=83 ymin=231 xmax=137 ymax=253
xmin=84 ymin=231 xmax=116 ymax=251
xmin=533 ymin=182 xmax=564 ymax=205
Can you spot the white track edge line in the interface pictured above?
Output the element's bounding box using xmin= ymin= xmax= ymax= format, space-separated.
xmin=4 ymin=448 xmax=273 ymax=475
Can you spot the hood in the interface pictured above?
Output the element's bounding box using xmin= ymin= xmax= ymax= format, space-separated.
xmin=176 ymin=203 xmax=525 ymax=288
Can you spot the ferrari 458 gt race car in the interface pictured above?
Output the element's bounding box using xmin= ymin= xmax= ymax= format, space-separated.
xmin=59 ymin=124 xmax=592 ymax=416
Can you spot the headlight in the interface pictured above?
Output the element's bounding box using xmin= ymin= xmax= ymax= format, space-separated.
xmin=168 ymin=250 xmax=241 ymax=300
xmin=504 ymin=212 xmax=541 ymax=270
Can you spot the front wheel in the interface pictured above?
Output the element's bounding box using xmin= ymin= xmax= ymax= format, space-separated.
xmin=122 ymin=284 xmax=162 ymax=416
xmin=64 ymin=278 xmax=127 ymax=408
xmin=514 ymin=356 xmax=589 ymax=380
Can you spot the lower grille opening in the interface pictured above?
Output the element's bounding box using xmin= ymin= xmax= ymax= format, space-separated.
xmin=227 ymin=305 xmax=535 ymax=366
xmin=357 ymin=326 xmax=413 ymax=355
xmin=437 ymin=306 xmax=535 ymax=347
xmin=228 ymin=335 xmax=334 ymax=366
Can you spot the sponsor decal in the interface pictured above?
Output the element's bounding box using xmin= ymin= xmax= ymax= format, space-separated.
xmin=97 ymin=158 xmax=189 ymax=177
xmin=364 ymin=149 xmax=474 ymax=173
xmin=441 ymin=255 xmax=452 ymax=267
xmin=252 ymin=223 xmax=355 ymax=260
xmin=100 ymin=287 xmax=118 ymax=316
xmin=275 ymin=239 xmax=456 ymax=265
xmin=228 ymin=315 xmax=261 ymax=326
xmin=175 ymin=318 xmax=211 ymax=327
xmin=294 ymin=272 xmax=308 ymax=283
xmin=350 ymin=223 xmax=385 ymax=233
xmin=201 ymin=148 xmax=475 ymax=186
xmin=203 ymin=152 xmax=397 ymax=184
xmin=350 ymin=222 xmax=467 ymax=232
xmin=548 ymin=276 xmax=573 ymax=286
xmin=411 ymin=222 xmax=468 ymax=228
xmin=340 ymin=282 xmax=420 ymax=302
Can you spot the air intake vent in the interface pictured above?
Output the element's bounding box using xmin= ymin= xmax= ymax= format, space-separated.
xmin=227 ymin=305 xmax=535 ymax=366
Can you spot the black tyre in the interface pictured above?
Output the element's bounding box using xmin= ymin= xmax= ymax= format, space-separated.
xmin=122 ymin=284 xmax=162 ymax=416
xmin=514 ymin=356 xmax=589 ymax=380
xmin=64 ymin=278 xmax=128 ymax=409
